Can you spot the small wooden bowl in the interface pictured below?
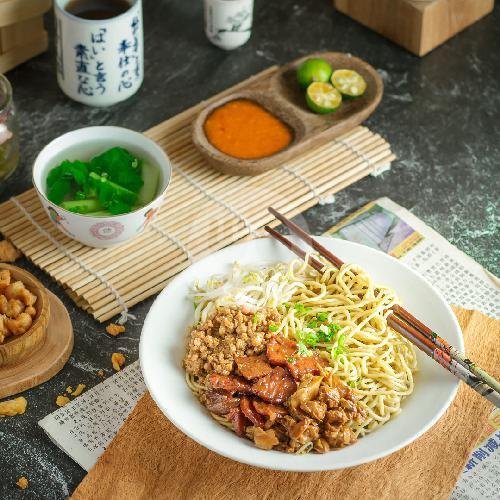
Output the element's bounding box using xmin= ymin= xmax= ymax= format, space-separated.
xmin=0 ymin=264 xmax=50 ymax=367
xmin=193 ymin=90 xmax=306 ymax=176
xmin=192 ymin=52 xmax=383 ymax=176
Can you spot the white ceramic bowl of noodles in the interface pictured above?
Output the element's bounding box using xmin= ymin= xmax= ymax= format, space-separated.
xmin=139 ymin=236 xmax=463 ymax=471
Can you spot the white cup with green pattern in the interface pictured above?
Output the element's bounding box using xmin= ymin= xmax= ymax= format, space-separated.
xmin=204 ymin=0 xmax=253 ymax=50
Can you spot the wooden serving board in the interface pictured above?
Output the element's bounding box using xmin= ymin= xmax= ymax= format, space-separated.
xmin=0 ymin=290 xmax=73 ymax=399
xmin=193 ymin=52 xmax=383 ymax=175
xmin=72 ymin=307 xmax=499 ymax=500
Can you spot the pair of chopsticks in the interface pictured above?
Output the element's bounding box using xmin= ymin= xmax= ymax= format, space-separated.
xmin=265 ymin=207 xmax=500 ymax=408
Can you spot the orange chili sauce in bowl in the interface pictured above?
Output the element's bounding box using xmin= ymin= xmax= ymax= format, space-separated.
xmin=203 ymin=99 xmax=294 ymax=160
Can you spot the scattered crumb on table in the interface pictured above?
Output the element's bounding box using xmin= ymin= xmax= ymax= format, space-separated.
xmin=16 ymin=476 xmax=28 ymax=489
xmin=111 ymin=352 xmax=126 ymax=371
xmin=71 ymin=383 xmax=86 ymax=397
xmin=65 ymin=386 xmax=73 ymax=394
xmin=106 ymin=323 xmax=126 ymax=336
xmin=0 ymin=396 xmax=27 ymax=417
xmin=55 ymin=395 xmax=70 ymax=407
xmin=0 ymin=240 xmax=21 ymax=263
xmin=97 ymin=369 xmax=105 ymax=378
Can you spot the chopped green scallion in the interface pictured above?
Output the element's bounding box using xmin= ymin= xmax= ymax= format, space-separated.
xmin=297 ymin=342 xmax=311 ymax=357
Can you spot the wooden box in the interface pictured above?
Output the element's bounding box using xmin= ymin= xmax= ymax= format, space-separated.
xmin=334 ymin=0 xmax=494 ymax=56
xmin=0 ymin=0 xmax=51 ymax=73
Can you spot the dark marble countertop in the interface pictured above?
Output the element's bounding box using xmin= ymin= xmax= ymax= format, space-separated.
xmin=1 ymin=1 xmax=498 ymax=497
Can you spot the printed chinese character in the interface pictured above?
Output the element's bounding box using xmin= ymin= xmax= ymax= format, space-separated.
xmin=77 ymin=75 xmax=93 ymax=96
xmin=131 ymin=16 xmax=140 ymax=36
xmin=117 ymin=19 xmax=140 ymax=91
xmin=91 ymin=28 xmax=107 ymax=45
xmin=119 ymin=39 xmax=132 ymax=54
xmin=484 ymin=437 xmax=498 ymax=453
xmin=74 ymin=43 xmax=89 ymax=60
xmin=119 ymin=55 xmax=131 ymax=68
xmin=471 ymin=447 xmax=489 ymax=461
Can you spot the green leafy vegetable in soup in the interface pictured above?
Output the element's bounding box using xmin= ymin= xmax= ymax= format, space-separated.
xmin=45 ymin=147 xmax=160 ymax=216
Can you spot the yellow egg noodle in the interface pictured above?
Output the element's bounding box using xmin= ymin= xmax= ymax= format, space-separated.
xmin=185 ymin=257 xmax=418 ymax=445
xmin=281 ymin=259 xmax=417 ymax=436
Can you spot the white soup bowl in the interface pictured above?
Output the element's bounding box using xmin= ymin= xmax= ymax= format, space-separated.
xmin=32 ymin=126 xmax=171 ymax=248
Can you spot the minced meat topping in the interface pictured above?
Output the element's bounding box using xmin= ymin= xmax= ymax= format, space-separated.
xmin=183 ymin=307 xmax=281 ymax=377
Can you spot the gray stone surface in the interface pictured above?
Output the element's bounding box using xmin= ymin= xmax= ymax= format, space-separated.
xmin=0 ymin=1 xmax=498 ymax=497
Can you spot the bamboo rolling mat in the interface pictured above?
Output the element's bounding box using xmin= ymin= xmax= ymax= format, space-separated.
xmin=71 ymin=307 xmax=499 ymax=500
xmin=0 ymin=66 xmax=395 ymax=323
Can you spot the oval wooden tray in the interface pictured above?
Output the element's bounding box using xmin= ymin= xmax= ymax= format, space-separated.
xmin=192 ymin=52 xmax=383 ymax=176
xmin=0 ymin=290 xmax=73 ymax=399
xmin=0 ymin=264 xmax=50 ymax=367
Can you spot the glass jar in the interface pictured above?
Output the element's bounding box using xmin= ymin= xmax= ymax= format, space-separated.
xmin=0 ymin=74 xmax=20 ymax=182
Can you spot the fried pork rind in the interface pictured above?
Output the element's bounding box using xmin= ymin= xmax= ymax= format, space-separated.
xmin=111 ymin=352 xmax=126 ymax=371
xmin=0 ymin=294 xmax=7 ymax=314
xmin=0 ymin=396 xmax=28 ymax=417
xmin=0 ymin=269 xmax=11 ymax=290
xmin=25 ymin=305 xmax=36 ymax=317
xmin=71 ymin=383 xmax=86 ymax=397
xmin=289 ymin=416 xmax=320 ymax=444
xmin=56 ymin=395 xmax=70 ymax=407
xmin=3 ymin=281 xmax=24 ymax=300
xmin=106 ymin=323 xmax=125 ymax=336
xmin=0 ymin=314 xmax=10 ymax=343
xmin=0 ymin=240 xmax=21 ymax=263
xmin=300 ymin=400 xmax=327 ymax=421
xmin=252 ymin=427 xmax=280 ymax=450
xmin=4 ymin=281 xmax=37 ymax=306
xmin=4 ymin=298 xmax=24 ymax=318
xmin=323 ymin=423 xmax=356 ymax=448
xmin=313 ymin=437 xmax=330 ymax=453
xmin=0 ymin=275 xmax=37 ymax=343
xmin=6 ymin=312 xmax=32 ymax=336
xmin=16 ymin=477 xmax=29 ymax=490
xmin=289 ymin=374 xmax=322 ymax=413
xmin=317 ymin=383 xmax=341 ymax=409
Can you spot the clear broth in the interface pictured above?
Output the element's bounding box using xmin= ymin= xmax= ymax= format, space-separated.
xmin=65 ymin=0 xmax=131 ymax=20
